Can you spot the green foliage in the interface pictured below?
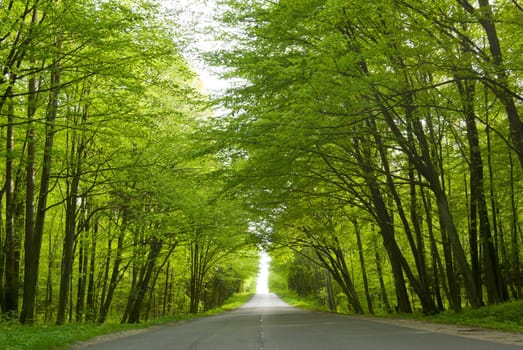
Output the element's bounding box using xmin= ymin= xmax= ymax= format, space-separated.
xmin=209 ymin=0 xmax=523 ymax=318
xmin=379 ymin=300 xmax=523 ymax=333
xmin=0 ymin=0 xmax=259 ymax=327
xmin=0 ymin=293 xmax=254 ymax=350
xmin=424 ymin=301 xmax=523 ymax=333
xmin=0 ymin=322 xmax=146 ymax=350
xmin=272 ymin=290 xmax=330 ymax=313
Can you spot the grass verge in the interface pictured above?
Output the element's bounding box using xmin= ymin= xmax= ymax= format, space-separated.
xmin=0 ymin=293 xmax=254 ymax=350
xmin=421 ymin=300 xmax=523 ymax=333
xmin=275 ymin=290 xmax=331 ymax=312
xmin=277 ymin=289 xmax=523 ymax=333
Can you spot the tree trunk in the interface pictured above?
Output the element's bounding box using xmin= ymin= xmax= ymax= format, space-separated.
xmin=189 ymin=240 xmax=203 ymax=314
xmin=162 ymin=262 xmax=171 ymax=316
xmin=373 ymin=87 xmax=482 ymax=308
xmin=372 ymin=117 xmax=437 ymax=314
xmin=85 ymin=224 xmax=97 ymax=322
xmin=97 ymin=230 xmax=125 ymax=324
xmin=457 ymin=77 xmax=505 ymax=304
xmin=325 ymin=269 xmax=336 ymax=312
xmin=121 ymin=228 xmax=142 ymax=323
xmin=314 ymin=245 xmax=364 ymax=314
xmin=21 ymin=34 xmax=62 ymax=324
xmin=76 ymin=232 xmax=89 ymax=323
xmin=144 ymin=240 xmax=176 ymax=320
xmin=509 ymin=152 xmax=521 ymax=297
xmin=56 ymin=148 xmax=84 ymax=324
xmin=353 ymin=138 xmax=412 ymax=313
xmin=44 ymin=230 xmax=55 ymax=323
xmin=456 ymin=0 xmax=523 ymax=168
xmin=4 ymin=94 xmax=19 ymax=316
xmin=420 ymin=182 xmax=446 ymax=311
xmin=56 ymin=174 xmax=80 ymax=324
xmin=127 ymin=236 xmax=163 ymax=323
xmin=1 ymin=3 xmax=38 ymax=316
xmin=374 ymin=244 xmax=392 ymax=314
xmin=353 ymin=218 xmax=373 ymax=314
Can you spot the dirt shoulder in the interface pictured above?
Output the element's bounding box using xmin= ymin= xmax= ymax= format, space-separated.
xmin=70 ymin=328 xmax=150 ymax=349
xmin=356 ymin=316 xmax=523 ymax=347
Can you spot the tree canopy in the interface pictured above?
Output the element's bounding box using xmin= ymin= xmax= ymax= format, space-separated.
xmin=0 ymin=0 xmax=258 ymax=326
xmin=1 ymin=0 xmax=522 ymax=329
xmin=208 ymin=0 xmax=523 ymax=314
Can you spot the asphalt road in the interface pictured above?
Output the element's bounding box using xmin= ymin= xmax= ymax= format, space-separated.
xmin=74 ymin=293 xmax=522 ymax=350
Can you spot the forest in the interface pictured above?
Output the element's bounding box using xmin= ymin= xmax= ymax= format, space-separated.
xmin=210 ymin=0 xmax=523 ymax=316
xmin=0 ymin=0 xmax=522 ymax=328
xmin=0 ymin=0 xmax=258 ymax=326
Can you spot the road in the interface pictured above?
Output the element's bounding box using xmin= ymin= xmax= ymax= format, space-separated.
xmin=74 ymin=293 xmax=523 ymax=350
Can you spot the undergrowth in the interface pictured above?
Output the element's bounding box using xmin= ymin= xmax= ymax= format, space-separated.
xmin=0 ymin=293 xmax=254 ymax=350
xmin=278 ymin=290 xmax=523 ymax=333
xmin=423 ymin=300 xmax=523 ymax=333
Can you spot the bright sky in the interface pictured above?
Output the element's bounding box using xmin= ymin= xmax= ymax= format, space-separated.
xmin=159 ymin=0 xmax=229 ymax=93
xmin=256 ymin=250 xmax=271 ymax=294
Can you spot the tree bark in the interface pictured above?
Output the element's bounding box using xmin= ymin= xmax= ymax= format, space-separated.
xmin=509 ymin=152 xmax=521 ymax=297
xmin=372 ymin=116 xmax=437 ymax=314
xmin=76 ymin=231 xmax=89 ymax=323
xmin=21 ymin=34 xmax=62 ymax=324
xmin=97 ymin=230 xmax=126 ymax=324
xmin=353 ymin=138 xmax=412 ymax=313
xmin=127 ymin=236 xmax=163 ymax=323
xmin=420 ymin=181 xmax=447 ymax=311
xmin=325 ymin=269 xmax=336 ymax=312
xmin=353 ymin=218 xmax=373 ymax=314
xmin=374 ymin=242 xmax=392 ymax=313
xmin=4 ymin=94 xmax=19 ymax=316
xmin=456 ymin=0 xmax=523 ymax=168
xmin=85 ymin=224 xmax=97 ymax=322
xmin=457 ymin=77 xmax=505 ymax=304
xmin=370 ymin=85 xmax=482 ymax=308
xmin=314 ymin=244 xmax=364 ymax=314
xmin=189 ymin=240 xmax=204 ymax=314
xmin=56 ymin=137 xmax=84 ymax=325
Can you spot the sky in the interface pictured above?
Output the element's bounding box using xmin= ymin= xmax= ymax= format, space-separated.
xmin=257 ymin=251 xmax=271 ymax=294
xmin=159 ymin=0 xmax=230 ymax=93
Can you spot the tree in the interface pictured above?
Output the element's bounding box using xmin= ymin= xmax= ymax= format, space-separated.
xmin=1 ymin=0 xmax=261 ymax=325
xmin=210 ymin=0 xmax=523 ymax=314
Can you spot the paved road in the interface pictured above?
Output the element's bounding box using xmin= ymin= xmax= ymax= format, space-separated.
xmin=75 ymin=293 xmax=522 ymax=350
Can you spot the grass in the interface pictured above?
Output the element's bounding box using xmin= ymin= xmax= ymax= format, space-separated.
xmin=276 ymin=289 xmax=523 ymax=333
xmin=0 ymin=322 xmax=148 ymax=350
xmin=0 ymin=293 xmax=254 ymax=350
xmin=275 ymin=290 xmax=331 ymax=312
xmin=422 ymin=300 xmax=523 ymax=333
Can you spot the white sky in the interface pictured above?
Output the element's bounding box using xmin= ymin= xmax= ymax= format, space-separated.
xmin=257 ymin=250 xmax=271 ymax=294
xmin=159 ymin=0 xmax=230 ymax=93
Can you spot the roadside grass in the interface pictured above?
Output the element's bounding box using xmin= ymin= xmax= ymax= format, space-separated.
xmin=277 ymin=290 xmax=523 ymax=333
xmin=0 ymin=321 xmax=148 ymax=350
xmin=0 ymin=293 xmax=254 ymax=350
xmin=422 ymin=300 xmax=523 ymax=333
xmin=275 ymin=290 xmax=331 ymax=312
xmin=203 ymin=293 xmax=254 ymax=314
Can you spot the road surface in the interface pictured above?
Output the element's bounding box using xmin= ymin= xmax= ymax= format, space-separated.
xmin=74 ymin=293 xmax=523 ymax=350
